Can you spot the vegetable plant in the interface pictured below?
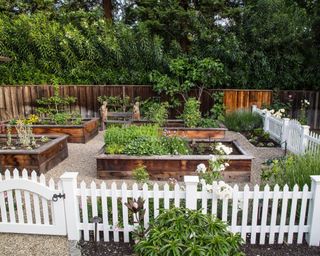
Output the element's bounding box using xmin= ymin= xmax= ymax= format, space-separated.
xmin=180 ymin=98 xmax=201 ymax=128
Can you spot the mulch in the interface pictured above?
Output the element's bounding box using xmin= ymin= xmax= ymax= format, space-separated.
xmin=241 ymin=243 xmax=320 ymax=256
xmin=78 ymin=241 xmax=134 ymax=256
xmin=78 ymin=240 xmax=320 ymax=256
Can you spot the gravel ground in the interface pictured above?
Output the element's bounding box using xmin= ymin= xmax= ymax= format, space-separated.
xmin=0 ymin=233 xmax=68 ymax=256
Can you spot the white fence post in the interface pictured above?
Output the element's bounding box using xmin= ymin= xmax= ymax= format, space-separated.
xmin=300 ymin=125 xmax=310 ymax=154
xmin=281 ymin=118 xmax=289 ymax=149
xmin=252 ymin=105 xmax=257 ymax=113
xmin=184 ymin=176 xmax=199 ymax=210
xmin=60 ymin=172 xmax=80 ymax=241
xmin=306 ymin=175 xmax=320 ymax=246
xmin=264 ymin=111 xmax=271 ymax=132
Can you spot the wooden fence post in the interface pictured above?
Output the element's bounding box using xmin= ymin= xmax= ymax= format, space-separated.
xmin=60 ymin=172 xmax=80 ymax=241
xmin=300 ymin=125 xmax=310 ymax=154
xmin=184 ymin=176 xmax=199 ymax=210
xmin=264 ymin=111 xmax=271 ymax=132
xmin=306 ymin=175 xmax=320 ymax=246
xmin=281 ymin=118 xmax=290 ymax=149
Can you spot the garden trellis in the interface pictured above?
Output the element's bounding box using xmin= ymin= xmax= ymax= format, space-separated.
xmin=0 ymin=170 xmax=320 ymax=246
xmin=252 ymin=105 xmax=320 ymax=154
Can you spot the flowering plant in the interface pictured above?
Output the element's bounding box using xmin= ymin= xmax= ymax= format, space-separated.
xmin=195 ymin=143 xmax=232 ymax=185
xmin=262 ymin=108 xmax=286 ymax=119
xmin=298 ymin=99 xmax=310 ymax=125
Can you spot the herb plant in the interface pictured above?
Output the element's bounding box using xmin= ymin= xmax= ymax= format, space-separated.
xmin=134 ymin=207 xmax=243 ymax=256
xmin=224 ymin=110 xmax=263 ymax=132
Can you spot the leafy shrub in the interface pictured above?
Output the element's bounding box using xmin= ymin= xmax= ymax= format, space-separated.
xmin=261 ymin=153 xmax=320 ymax=189
xmin=132 ymin=166 xmax=150 ymax=184
xmin=134 ymin=207 xmax=243 ymax=256
xmin=210 ymin=92 xmax=225 ymax=122
xmin=224 ymin=110 xmax=263 ymax=132
xmin=144 ymin=102 xmax=169 ymax=126
xmin=199 ymin=118 xmax=219 ymax=128
xmin=180 ymin=98 xmax=202 ymax=128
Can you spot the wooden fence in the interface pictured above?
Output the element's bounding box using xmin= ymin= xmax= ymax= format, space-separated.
xmin=0 ymin=85 xmax=319 ymax=129
xmin=1 ymin=170 xmax=320 ymax=246
xmin=0 ymin=85 xmax=271 ymax=120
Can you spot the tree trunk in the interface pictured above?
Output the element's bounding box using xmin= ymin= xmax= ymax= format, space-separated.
xmin=103 ymin=0 xmax=113 ymax=21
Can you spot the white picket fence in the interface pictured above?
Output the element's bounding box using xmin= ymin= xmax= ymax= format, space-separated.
xmin=252 ymin=105 xmax=320 ymax=154
xmin=1 ymin=170 xmax=320 ymax=246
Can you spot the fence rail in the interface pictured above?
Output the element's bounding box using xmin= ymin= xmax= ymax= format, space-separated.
xmin=1 ymin=170 xmax=320 ymax=246
xmin=253 ymin=105 xmax=320 ymax=154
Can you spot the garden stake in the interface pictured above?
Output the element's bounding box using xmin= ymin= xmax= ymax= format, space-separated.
xmin=91 ymin=216 xmax=102 ymax=248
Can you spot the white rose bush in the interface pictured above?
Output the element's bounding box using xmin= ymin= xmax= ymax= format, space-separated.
xmin=195 ymin=142 xmax=234 ymax=199
xmin=262 ymin=108 xmax=286 ymax=119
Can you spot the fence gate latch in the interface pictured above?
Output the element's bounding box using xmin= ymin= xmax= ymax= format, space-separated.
xmin=52 ymin=193 xmax=66 ymax=202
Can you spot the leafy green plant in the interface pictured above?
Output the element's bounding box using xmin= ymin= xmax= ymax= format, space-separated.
xmin=224 ymin=110 xmax=263 ymax=132
xmin=104 ymin=125 xmax=160 ymax=154
xmin=261 ymin=153 xmax=320 ymax=189
xmin=132 ymin=166 xmax=150 ymax=185
xmin=180 ymin=98 xmax=201 ymax=128
xmin=134 ymin=207 xmax=243 ymax=256
xmin=144 ymin=102 xmax=169 ymax=126
xmin=210 ymin=92 xmax=225 ymax=122
xmin=199 ymin=118 xmax=219 ymax=128
xmin=97 ymin=95 xmax=132 ymax=112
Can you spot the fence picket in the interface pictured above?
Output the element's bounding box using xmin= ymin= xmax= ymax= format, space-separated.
xmin=250 ymin=185 xmax=259 ymax=244
xmin=111 ymin=182 xmax=119 ymax=242
xmin=241 ymin=185 xmax=249 ymax=241
xmin=231 ymin=185 xmax=239 ymax=233
xmin=164 ymin=183 xmax=170 ymax=209
xmin=153 ymin=183 xmax=159 ymax=219
xmin=100 ymin=182 xmax=109 ymax=242
xmin=288 ymin=185 xmax=299 ymax=243
xmin=211 ymin=182 xmax=218 ymax=216
xmin=90 ymin=181 xmax=99 ymax=241
xmin=278 ymin=185 xmax=289 ymax=243
xmin=80 ymin=181 xmax=89 ymax=241
xmin=269 ymin=185 xmax=280 ymax=244
xmin=22 ymin=170 xmax=32 ymax=224
xmin=13 ymin=169 xmax=24 ymax=224
xmin=142 ymin=183 xmax=149 ymax=230
xmin=297 ymin=185 xmax=309 ymax=244
xmin=5 ymin=170 xmax=16 ymax=223
xmin=174 ymin=183 xmax=180 ymax=208
xmin=121 ymin=183 xmax=129 ymax=242
xmin=201 ymin=182 xmax=207 ymax=214
xmin=39 ymin=175 xmax=49 ymax=225
xmin=0 ymin=173 xmax=8 ymax=223
xmin=31 ymin=172 xmax=41 ymax=224
xmin=260 ymin=185 xmax=270 ymax=244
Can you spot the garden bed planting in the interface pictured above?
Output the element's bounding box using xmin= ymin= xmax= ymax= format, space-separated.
xmin=96 ymin=139 xmax=253 ymax=182
xmin=2 ymin=118 xmax=99 ymax=143
xmin=0 ymin=134 xmax=68 ymax=174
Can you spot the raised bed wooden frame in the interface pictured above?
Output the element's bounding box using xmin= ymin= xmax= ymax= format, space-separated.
xmin=96 ymin=139 xmax=253 ymax=182
xmin=2 ymin=118 xmax=99 ymax=143
xmin=0 ymin=134 xmax=68 ymax=174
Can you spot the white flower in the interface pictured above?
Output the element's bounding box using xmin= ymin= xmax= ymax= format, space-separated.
xmin=219 ymin=164 xmax=226 ymax=171
xmin=269 ymin=109 xmax=275 ymax=114
xmin=279 ymin=108 xmax=285 ymax=113
xmin=209 ymin=155 xmax=217 ymax=162
xmin=196 ymin=163 xmax=207 ymax=173
xmin=224 ymin=162 xmax=230 ymax=167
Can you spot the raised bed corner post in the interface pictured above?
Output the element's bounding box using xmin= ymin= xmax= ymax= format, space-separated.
xmin=306 ymin=175 xmax=320 ymax=246
xmin=60 ymin=172 xmax=80 ymax=241
xmin=184 ymin=176 xmax=199 ymax=210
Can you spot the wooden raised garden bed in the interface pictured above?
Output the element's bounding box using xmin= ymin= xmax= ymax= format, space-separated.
xmin=2 ymin=118 xmax=99 ymax=143
xmin=131 ymin=119 xmax=227 ymax=139
xmin=0 ymin=134 xmax=68 ymax=174
xmin=96 ymin=139 xmax=253 ymax=182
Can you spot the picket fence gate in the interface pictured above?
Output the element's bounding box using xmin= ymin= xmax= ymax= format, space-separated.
xmin=252 ymin=105 xmax=320 ymax=154
xmin=0 ymin=170 xmax=320 ymax=246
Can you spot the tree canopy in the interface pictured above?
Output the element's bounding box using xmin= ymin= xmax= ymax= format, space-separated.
xmin=0 ymin=0 xmax=319 ymax=90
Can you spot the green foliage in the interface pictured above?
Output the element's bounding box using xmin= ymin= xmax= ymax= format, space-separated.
xmin=210 ymin=92 xmax=225 ymax=122
xmin=123 ymin=136 xmax=190 ymax=156
xmin=97 ymin=95 xmax=132 ymax=112
xmin=104 ymin=125 xmax=159 ymax=154
xmin=180 ymin=98 xmax=201 ymax=128
xmin=261 ymin=153 xmax=320 ymax=189
xmin=134 ymin=207 xmax=244 ymax=256
xmin=132 ymin=166 xmax=149 ymax=184
xmin=224 ymin=110 xmax=263 ymax=132
xmin=143 ymin=101 xmax=169 ymax=126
